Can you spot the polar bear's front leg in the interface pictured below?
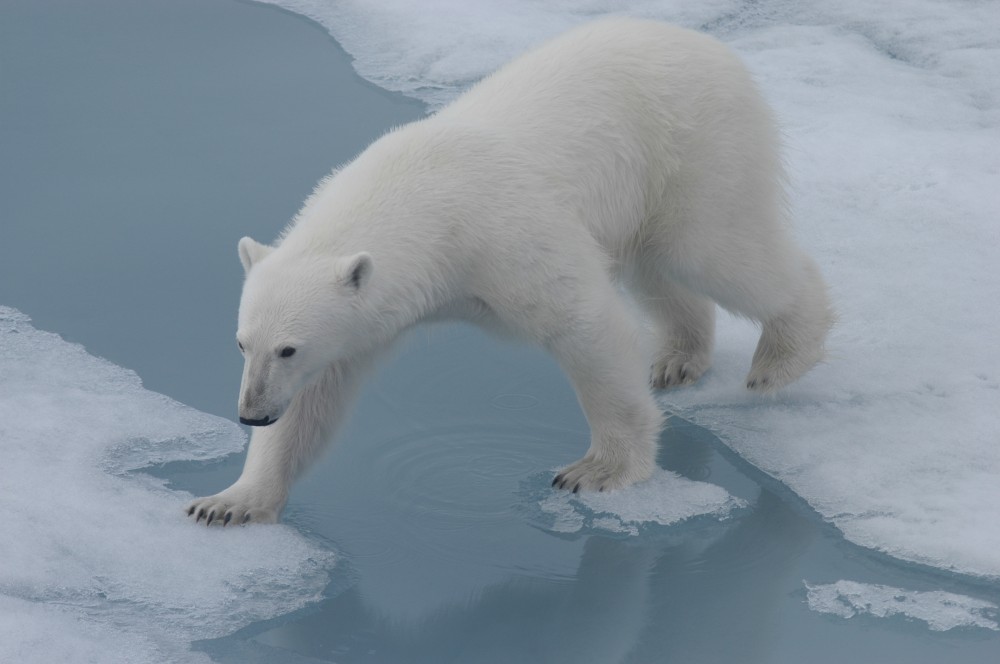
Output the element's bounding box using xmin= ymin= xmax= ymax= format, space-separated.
xmin=546 ymin=283 xmax=665 ymax=492
xmin=186 ymin=423 xmax=295 ymax=525
xmin=186 ymin=358 xmax=370 ymax=525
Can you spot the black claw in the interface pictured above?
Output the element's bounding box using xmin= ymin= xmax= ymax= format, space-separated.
xmin=242 ymin=513 xmax=251 ymax=524
xmin=206 ymin=510 xmax=216 ymax=526
xmin=599 ymin=486 xmax=605 ymax=492
xmin=187 ymin=505 xmax=195 ymax=517
xmin=196 ymin=507 xmax=205 ymax=523
xmin=680 ymin=368 xmax=688 ymax=381
xmin=223 ymin=512 xmax=232 ymax=526
xmin=747 ymin=380 xmax=756 ymax=389
xmin=573 ymin=483 xmax=580 ymax=494
xmin=559 ymin=479 xmax=569 ymax=490
xmin=552 ymin=474 xmax=562 ymax=487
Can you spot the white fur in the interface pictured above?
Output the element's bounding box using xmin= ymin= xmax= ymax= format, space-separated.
xmin=187 ymin=18 xmax=833 ymax=525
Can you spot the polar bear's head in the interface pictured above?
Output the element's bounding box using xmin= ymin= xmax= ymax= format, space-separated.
xmin=234 ymin=237 xmax=373 ymax=426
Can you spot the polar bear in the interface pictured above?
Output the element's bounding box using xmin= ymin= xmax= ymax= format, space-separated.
xmin=187 ymin=18 xmax=832 ymax=525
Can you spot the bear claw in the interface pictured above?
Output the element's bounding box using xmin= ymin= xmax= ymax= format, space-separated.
xmin=185 ymin=488 xmax=284 ymax=526
xmin=553 ymin=454 xmax=653 ymax=493
xmin=650 ymin=351 xmax=710 ymax=390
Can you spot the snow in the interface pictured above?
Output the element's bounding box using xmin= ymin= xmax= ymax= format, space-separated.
xmin=0 ymin=307 xmax=336 ymax=663
xmin=257 ymin=0 xmax=1000 ymax=578
xmin=805 ymin=580 xmax=999 ymax=632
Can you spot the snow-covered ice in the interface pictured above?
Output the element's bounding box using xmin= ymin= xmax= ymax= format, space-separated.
xmin=0 ymin=307 xmax=335 ymax=663
xmin=805 ymin=580 xmax=999 ymax=632
xmin=258 ymin=0 xmax=1000 ymax=579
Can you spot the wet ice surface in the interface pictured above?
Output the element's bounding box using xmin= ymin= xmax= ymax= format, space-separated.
xmin=0 ymin=308 xmax=336 ymax=663
xmin=261 ymin=0 xmax=1000 ymax=580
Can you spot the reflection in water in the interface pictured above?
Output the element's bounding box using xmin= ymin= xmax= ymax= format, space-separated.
xmin=633 ymin=491 xmax=813 ymax=664
xmin=209 ymin=494 xmax=810 ymax=664
xmin=199 ymin=404 xmax=814 ymax=664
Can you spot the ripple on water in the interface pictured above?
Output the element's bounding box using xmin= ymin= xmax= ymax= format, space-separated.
xmin=334 ymin=422 xmax=585 ymax=568
xmin=367 ymin=423 xmax=577 ymax=523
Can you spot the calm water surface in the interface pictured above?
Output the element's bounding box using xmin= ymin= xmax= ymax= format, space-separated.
xmin=2 ymin=0 xmax=998 ymax=662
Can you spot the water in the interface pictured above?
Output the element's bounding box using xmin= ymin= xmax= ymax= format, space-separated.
xmin=2 ymin=0 xmax=998 ymax=661
xmin=0 ymin=0 xmax=424 ymax=421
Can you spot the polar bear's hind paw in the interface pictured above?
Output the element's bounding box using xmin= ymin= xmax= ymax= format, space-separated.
xmin=650 ymin=350 xmax=711 ymax=389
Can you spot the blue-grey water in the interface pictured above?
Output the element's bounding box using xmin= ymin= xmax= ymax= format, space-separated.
xmin=2 ymin=0 xmax=998 ymax=662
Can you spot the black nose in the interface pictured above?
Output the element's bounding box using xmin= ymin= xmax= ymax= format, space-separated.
xmin=240 ymin=415 xmax=277 ymax=427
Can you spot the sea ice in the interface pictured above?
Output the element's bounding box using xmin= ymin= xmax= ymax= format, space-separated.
xmin=0 ymin=307 xmax=335 ymax=663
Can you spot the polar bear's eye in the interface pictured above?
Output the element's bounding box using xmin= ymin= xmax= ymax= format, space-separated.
xmin=237 ymin=341 xmax=244 ymax=353
xmin=280 ymin=346 xmax=296 ymax=358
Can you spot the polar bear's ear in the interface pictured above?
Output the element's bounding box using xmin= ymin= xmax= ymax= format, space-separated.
xmin=238 ymin=237 xmax=273 ymax=275
xmin=336 ymin=252 xmax=373 ymax=292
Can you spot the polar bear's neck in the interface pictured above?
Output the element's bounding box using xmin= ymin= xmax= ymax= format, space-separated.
xmin=276 ymin=123 xmax=478 ymax=339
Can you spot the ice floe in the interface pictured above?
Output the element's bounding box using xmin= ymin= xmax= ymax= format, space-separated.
xmin=0 ymin=307 xmax=335 ymax=663
xmin=538 ymin=469 xmax=746 ymax=536
xmin=805 ymin=580 xmax=999 ymax=632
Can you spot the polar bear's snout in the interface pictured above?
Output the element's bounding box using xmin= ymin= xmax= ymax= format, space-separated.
xmin=238 ymin=385 xmax=284 ymax=427
xmin=238 ymin=395 xmax=284 ymax=426
xmin=238 ymin=358 xmax=287 ymax=427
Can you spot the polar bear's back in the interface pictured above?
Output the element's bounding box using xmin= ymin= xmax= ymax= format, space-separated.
xmin=433 ymin=18 xmax=783 ymax=254
xmin=443 ymin=19 xmax=746 ymax=120
xmin=438 ymin=18 xmax=774 ymax=151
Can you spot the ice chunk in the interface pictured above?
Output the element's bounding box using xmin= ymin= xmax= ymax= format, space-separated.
xmin=254 ymin=0 xmax=1000 ymax=578
xmin=536 ymin=469 xmax=746 ymax=536
xmin=0 ymin=307 xmax=335 ymax=663
xmin=805 ymin=580 xmax=999 ymax=632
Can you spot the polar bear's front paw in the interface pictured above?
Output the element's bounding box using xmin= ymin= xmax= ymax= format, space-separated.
xmin=650 ymin=350 xmax=710 ymax=389
xmin=184 ymin=485 xmax=284 ymax=526
xmin=552 ymin=453 xmax=654 ymax=493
